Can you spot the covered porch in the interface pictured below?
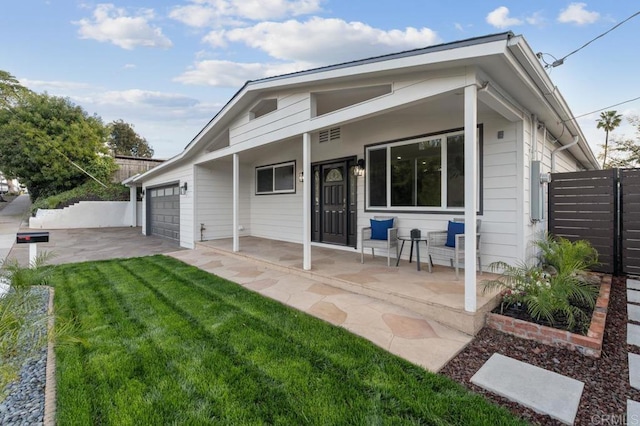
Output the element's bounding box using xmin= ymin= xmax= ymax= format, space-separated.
xmin=198 ymin=236 xmax=501 ymax=335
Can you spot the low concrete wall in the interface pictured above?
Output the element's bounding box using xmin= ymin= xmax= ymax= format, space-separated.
xmin=30 ymin=201 xmax=142 ymax=229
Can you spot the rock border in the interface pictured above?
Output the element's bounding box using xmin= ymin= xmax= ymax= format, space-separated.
xmin=43 ymin=286 xmax=56 ymax=426
xmin=485 ymin=274 xmax=611 ymax=358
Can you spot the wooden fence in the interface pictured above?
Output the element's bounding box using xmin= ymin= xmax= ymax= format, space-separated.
xmin=549 ymin=168 xmax=640 ymax=275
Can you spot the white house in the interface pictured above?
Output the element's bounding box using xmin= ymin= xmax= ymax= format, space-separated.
xmin=127 ymin=32 xmax=599 ymax=313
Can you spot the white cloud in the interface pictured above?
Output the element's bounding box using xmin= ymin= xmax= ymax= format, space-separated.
xmin=203 ymin=17 xmax=440 ymax=64
xmin=174 ymin=60 xmax=308 ymax=87
xmin=169 ymin=0 xmax=323 ymax=28
xmin=123 ymin=64 xmax=136 ymax=69
xmin=74 ymin=3 xmax=172 ymax=50
xmin=558 ymin=3 xmax=600 ymax=25
xmin=96 ymin=89 xmax=199 ymax=108
xmin=486 ymin=6 xmax=523 ymax=29
xmin=19 ymin=79 xmax=93 ymax=91
xmin=526 ymin=11 xmax=546 ymax=26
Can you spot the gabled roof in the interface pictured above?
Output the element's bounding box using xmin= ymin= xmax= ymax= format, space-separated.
xmin=131 ymin=31 xmax=597 ymax=183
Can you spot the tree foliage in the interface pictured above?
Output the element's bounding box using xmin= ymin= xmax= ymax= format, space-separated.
xmin=596 ymin=110 xmax=622 ymax=169
xmin=605 ymin=115 xmax=640 ymax=168
xmin=0 ymin=70 xmax=30 ymax=110
xmin=0 ymin=84 xmax=115 ymax=200
xmin=107 ymin=119 xmax=154 ymax=158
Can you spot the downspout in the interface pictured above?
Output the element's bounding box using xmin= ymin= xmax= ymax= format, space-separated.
xmin=551 ymin=136 xmax=579 ymax=173
xmin=530 ymin=115 xmax=538 ymax=161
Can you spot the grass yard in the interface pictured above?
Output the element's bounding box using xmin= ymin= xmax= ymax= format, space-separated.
xmin=52 ymin=255 xmax=525 ymax=425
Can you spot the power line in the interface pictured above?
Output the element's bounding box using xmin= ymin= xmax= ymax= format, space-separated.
xmin=563 ymin=95 xmax=640 ymax=122
xmin=543 ymin=10 xmax=640 ymax=68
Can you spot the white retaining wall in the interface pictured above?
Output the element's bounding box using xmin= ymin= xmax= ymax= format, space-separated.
xmin=30 ymin=201 xmax=142 ymax=229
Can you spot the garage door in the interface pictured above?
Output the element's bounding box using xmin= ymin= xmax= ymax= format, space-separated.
xmin=149 ymin=184 xmax=180 ymax=241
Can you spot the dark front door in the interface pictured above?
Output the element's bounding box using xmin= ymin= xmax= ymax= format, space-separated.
xmin=312 ymin=158 xmax=357 ymax=246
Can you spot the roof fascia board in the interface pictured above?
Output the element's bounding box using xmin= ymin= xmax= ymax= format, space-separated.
xmin=195 ymin=74 xmax=469 ymax=166
xmin=507 ymin=36 xmax=599 ymax=169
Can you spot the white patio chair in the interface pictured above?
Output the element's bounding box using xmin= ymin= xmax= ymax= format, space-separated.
xmin=426 ymin=217 xmax=481 ymax=279
xmin=360 ymin=216 xmax=399 ymax=267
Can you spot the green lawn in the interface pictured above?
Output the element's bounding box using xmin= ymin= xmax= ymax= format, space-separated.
xmin=51 ymin=255 xmax=525 ymax=425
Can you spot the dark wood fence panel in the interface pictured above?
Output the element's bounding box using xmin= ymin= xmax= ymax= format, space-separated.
xmin=622 ymin=169 xmax=640 ymax=275
xmin=549 ymin=169 xmax=617 ymax=274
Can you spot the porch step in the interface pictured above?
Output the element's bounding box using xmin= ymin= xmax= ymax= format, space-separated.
xmin=199 ymin=242 xmax=494 ymax=336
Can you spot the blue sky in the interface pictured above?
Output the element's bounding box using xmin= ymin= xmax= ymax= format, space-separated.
xmin=2 ymin=1 xmax=638 ymax=158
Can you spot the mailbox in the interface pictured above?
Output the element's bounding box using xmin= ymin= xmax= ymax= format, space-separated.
xmin=16 ymin=232 xmax=50 ymax=244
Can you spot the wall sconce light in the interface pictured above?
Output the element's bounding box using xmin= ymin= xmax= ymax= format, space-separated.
xmin=180 ymin=182 xmax=188 ymax=195
xmin=141 ymin=188 xmax=145 ymax=197
xmin=298 ymin=171 xmax=304 ymax=182
xmin=353 ymin=159 xmax=365 ymax=177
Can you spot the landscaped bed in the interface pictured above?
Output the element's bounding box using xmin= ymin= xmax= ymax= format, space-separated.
xmin=441 ymin=275 xmax=637 ymax=425
xmin=50 ymin=255 xmax=524 ymax=425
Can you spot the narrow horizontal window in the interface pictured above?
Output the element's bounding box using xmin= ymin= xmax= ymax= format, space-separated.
xmin=255 ymin=161 xmax=296 ymax=195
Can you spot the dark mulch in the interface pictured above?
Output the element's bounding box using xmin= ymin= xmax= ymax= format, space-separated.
xmin=440 ymin=275 xmax=638 ymax=425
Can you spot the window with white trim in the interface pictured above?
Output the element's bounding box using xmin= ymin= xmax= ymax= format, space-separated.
xmin=255 ymin=161 xmax=295 ymax=195
xmin=366 ymin=128 xmax=481 ymax=210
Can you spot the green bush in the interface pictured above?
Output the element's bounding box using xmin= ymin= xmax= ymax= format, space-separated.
xmin=30 ymin=181 xmax=129 ymax=216
xmin=483 ymin=235 xmax=600 ymax=331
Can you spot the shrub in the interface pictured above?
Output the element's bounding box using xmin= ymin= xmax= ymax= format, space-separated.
xmin=483 ymin=236 xmax=600 ymax=331
xmin=30 ymin=181 xmax=129 ymax=215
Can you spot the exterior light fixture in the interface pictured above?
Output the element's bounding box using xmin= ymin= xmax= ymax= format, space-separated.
xmin=353 ymin=159 xmax=365 ymax=177
xmin=298 ymin=171 xmax=304 ymax=182
xmin=180 ymin=182 xmax=188 ymax=195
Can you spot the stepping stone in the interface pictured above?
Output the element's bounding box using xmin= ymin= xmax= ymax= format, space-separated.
xmin=629 ymin=290 xmax=640 ymax=305
xmin=629 ymin=324 xmax=640 ymax=347
xmin=629 ymin=400 xmax=640 ymax=425
xmin=630 ymin=304 xmax=640 ymax=323
xmin=630 ymin=353 xmax=640 ymax=390
xmin=629 ymin=279 xmax=640 ymax=291
xmin=471 ymin=353 xmax=583 ymax=425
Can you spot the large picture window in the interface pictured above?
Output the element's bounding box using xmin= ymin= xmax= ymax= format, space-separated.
xmin=255 ymin=161 xmax=295 ymax=195
xmin=366 ymin=127 xmax=481 ymax=211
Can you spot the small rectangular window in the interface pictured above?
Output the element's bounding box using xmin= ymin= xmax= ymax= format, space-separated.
xmin=255 ymin=161 xmax=296 ymax=195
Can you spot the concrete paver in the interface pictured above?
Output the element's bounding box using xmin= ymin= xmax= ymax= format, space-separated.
xmin=629 ymin=324 xmax=640 ymax=347
xmin=630 ymin=353 xmax=640 ymax=391
xmin=628 ymin=400 xmax=640 ymax=426
xmin=629 ymin=289 xmax=640 ymax=305
xmin=471 ymin=353 xmax=584 ymax=425
xmin=629 ymin=279 xmax=640 ymax=291
xmin=630 ymin=304 xmax=640 ymax=323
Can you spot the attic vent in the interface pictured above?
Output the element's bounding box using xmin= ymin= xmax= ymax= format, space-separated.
xmin=319 ymin=127 xmax=341 ymax=143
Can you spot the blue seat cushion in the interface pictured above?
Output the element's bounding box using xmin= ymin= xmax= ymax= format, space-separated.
xmin=370 ymin=218 xmax=394 ymax=240
xmin=445 ymin=221 xmax=465 ymax=247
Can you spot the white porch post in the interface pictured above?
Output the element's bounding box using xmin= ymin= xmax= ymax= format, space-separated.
xmin=233 ymin=153 xmax=239 ymax=252
xmin=129 ymin=186 xmax=137 ymax=227
xmin=302 ymin=132 xmax=311 ymax=270
xmin=464 ymin=83 xmax=478 ymax=313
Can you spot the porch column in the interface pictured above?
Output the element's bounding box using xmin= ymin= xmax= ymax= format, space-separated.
xmin=129 ymin=186 xmax=137 ymax=227
xmin=233 ymin=153 xmax=239 ymax=252
xmin=464 ymin=83 xmax=478 ymax=313
xmin=302 ymin=132 xmax=311 ymax=270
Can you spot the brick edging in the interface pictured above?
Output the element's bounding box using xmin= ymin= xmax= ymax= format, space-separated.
xmin=43 ymin=286 xmax=56 ymax=426
xmin=486 ymin=274 xmax=611 ymax=358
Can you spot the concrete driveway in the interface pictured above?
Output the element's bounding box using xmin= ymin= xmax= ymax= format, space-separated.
xmin=7 ymin=227 xmax=182 ymax=266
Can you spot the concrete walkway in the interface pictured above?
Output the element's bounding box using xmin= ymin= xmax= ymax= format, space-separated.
xmin=0 ymin=195 xmax=31 ymax=263
xmin=626 ymin=278 xmax=640 ymax=420
xmin=169 ymin=247 xmax=472 ymax=372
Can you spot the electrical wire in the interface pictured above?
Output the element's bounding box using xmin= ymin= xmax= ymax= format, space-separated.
xmin=563 ymin=95 xmax=640 ymax=122
xmin=549 ymin=10 xmax=640 ymax=67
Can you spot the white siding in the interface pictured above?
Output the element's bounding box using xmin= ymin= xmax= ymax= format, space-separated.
xmin=142 ymin=163 xmax=194 ymax=249
xmin=229 ymin=93 xmax=310 ymax=146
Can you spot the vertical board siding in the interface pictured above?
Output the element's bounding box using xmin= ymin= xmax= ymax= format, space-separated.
xmin=622 ymin=169 xmax=640 ymax=275
xmin=548 ymin=169 xmax=617 ymax=273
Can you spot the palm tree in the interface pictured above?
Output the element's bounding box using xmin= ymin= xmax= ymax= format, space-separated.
xmin=597 ymin=110 xmax=622 ymax=168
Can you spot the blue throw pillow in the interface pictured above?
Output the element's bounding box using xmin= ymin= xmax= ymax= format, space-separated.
xmin=445 ymin=221 xmax=465 ymax=247
xmin=370 ymin=218 xmax=394 ymax=240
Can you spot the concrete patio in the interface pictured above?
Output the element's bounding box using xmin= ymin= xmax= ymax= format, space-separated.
xmin=198 ymin=236 xmax=501 ymax=335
